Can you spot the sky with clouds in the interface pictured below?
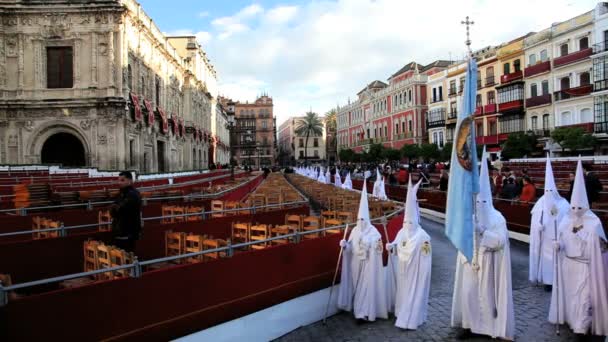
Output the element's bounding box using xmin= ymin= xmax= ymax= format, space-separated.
xmin=138 ymin=0 xmax=598 ymax=125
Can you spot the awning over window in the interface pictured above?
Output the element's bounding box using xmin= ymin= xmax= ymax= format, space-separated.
xmin=171 ymin=113 xmax=179 ymax=136
xmin=158 ymin=108 xmax=169 ymax=134
xmin=143 ymin=100 xmax=155 ymax=126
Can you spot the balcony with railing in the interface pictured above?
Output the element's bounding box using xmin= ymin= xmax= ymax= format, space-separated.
xmin=426 ymin=109 xmax=446 ymax=128
xmin=557 ymin=122 xmax=594 ymax=133
xmin=474 ymin=106 xmax=483 ymax=115
xmin=595 ymin=121 xmax=608 ymax=133
xmin=476 ymin=134 xmax=509 ymax=145
xmin=593 ymin=41 xmax=608 ymax=54
xmin=477 ymin=79 xmax=482 ymax=90
xmin=531 ymin=129 xmax=551 ymax=137
xmin=553 ymin=84 xmax=593 ymax=101
xmin=525 ymin=94 xmax=552 ymax=108
xmin=524 ymin=60 xmax=551 ymax=78
xmin=484 ymin=103 xmax=497 ymax=114
xmin=485 ymin=76 xmax=495 ymax=87
xmin=553 ymin=48 xmax=592 ymax=68
xmin=393 ymin=132 xmax=414 ymax=140
xmin=448 ymin=87 xmax=457 ymax=96
xmin=500 ymin=70 xmax=523 ymax=84
xmin=498 ymin=99 xmax=524 ymax=112
xmin=594 ymin=78 xmax=608 ymax=93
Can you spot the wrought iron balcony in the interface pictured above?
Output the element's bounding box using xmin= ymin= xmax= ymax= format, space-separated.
xmin=498 ymin=99 xmax=524 ymax=112
xmin=525 ymin=94 xmax=552 ymax=108
xmin=553 ymin=84 xmax=593 ymax=101
xmin=524 ymin=60 xmax=551 ymax=78
xmin=500 ymin=70 xmax=523 ymax=84
xmin=393 ymin=132 xmax=414 ymax=140
xmin=593 ymin=41 xmax=608 ymax=54
xmin=474 ymin=106 xmax=483 ymax=115
xmin=485 ymin=76 xmax=495 ymax=87
xmin=595 ymin=121 xmax=608 ymax=133
xmin=448 ymin=87 xmax=457 ymax=96
xmin=557 ymin=122 xmax=594 ymax=133
xmin=484 ymin=103 xmax=497 ymax=114
xmin=553 ymin=48 xmax=592 ymax=68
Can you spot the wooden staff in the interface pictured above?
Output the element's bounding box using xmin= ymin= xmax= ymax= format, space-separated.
xmin=323 ymin=223 xmax=351 ymax=325
xmin=553 ymin=217 xmax=560 ymax=336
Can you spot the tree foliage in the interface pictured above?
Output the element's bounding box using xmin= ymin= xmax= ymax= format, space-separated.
xmin=501 ymin=132 xmax=539 ymax=160
xmin=382 ymin=148 xmax=401 ymax=161
xmin=294 ymin=112 xmax=323 ymax=163
xmin=419 ymin=143 xmax=440 ymax=162
xmin=400 ymin=144 xmax=420 ymax=161
xmin=439 ymin=142 xmax=453 ymax=162
xmin=338 ymin=148 xmax=356 ymax=162
xmin=550 ymin=127 xmax=597 ymax=155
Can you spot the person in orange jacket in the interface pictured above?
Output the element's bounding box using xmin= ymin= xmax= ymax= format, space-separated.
xmin=518 ymin=176 xmax=537 ymax=203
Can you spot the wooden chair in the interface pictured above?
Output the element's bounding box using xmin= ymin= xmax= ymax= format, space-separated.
xmin=249 ymin=194 xmax=266 ymax=210
xmin=161 ymin=205 xmax=174 ymax=224
xmin=323 ymin=218 xmax=343 ymax=235
xmin=31 ymin=216 xmax=42 ymax=239
xmin=165 ymin=230 xmax=186 ymax=262
xmin=231 ymin=222 xmax=250 ymax=245
xmin=110 ymin=248 xmax=134 ymax=279
xmin=83 ymin=239 xmax=100 ymax=272
xmin=302 ymin=216 xmax=321 ymax=239
xmin=285 ymin=214 xmax=302 ymax=233
xmin=321 ymin=210 xmax=336 ymax=220
xmin=270 ymin=224 xmax=291 ymax=245
xmin=172 ymin=206 xmax=186 ymax=223
xmin=96 ymin=244 xmax=113 ymax=280
xmin=224 ymin=201 xmax=239 ymax=216
xmin=211 ymin=200 xmax=224 ymax=218
xmin=202 ymin=238 xmax=228 ymax=261
xmin=250 ymin=224 xmax=269 ymax=250
xmin=186 ymin=206 xmax=203 ymax=222
xmin=336 ymin=211 xmax=353 ymax=224
xmin=98 ymin=210 xmax=112 ymax=232
xmin=265 ymin=192 xmax=282 ymax=210
xmin=184 ymin=234 xmax=205 ymax=263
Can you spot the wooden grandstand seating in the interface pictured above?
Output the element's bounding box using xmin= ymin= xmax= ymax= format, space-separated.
xmin=285 ymin=214 xmax=302 ymax=233
xmin=224 ymin=201 xmax=239 ymax=216
xmin=96 ymin=244 xmax=113 ymax=280
xmin=184 ymin=234 xmax=205 ymax=263
xmin=231 ymin=222 xmax=250 ymax=245
xmin=321 ymin=210 xmax=336 ymax=220
xmin=172 ymin=206 xmax=186 ymax=223
xmin=98 ymin=210 xmax=112 ymax=232
xmin=165 ymin=231 xmax=186 ymax=262
xmin=185 ymin=206 xmax=203 ymax=222
xmin=161 ymin=205 xmax=175 ymax=224
xmin=323 ymin=218 xmax=343 ymax=235
xmin=270 ymin=224 xmax=292 ymax=245
xmin=202 ymin=238 xmax=228 ymax=261
xmin=0 ymin=274 xmax=18 ymax=300
xmin=250 ymin=224 xmax=269 ymax=250
xmin=336 ymin=211 xmax=354 ymax=224
xmin=110 ymin=248 xmax=134 ymax=279
xmin=265 ymin=192 xmax=282 ymax=210
xmin=84 ymin=239 xmax=100 ymax=272
xmin=249 ymin=194 xmax=266 ymax=209
xmin=32 ymin=216 xmax=61 ymax=240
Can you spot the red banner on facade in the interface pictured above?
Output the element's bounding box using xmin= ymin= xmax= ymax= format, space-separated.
xmin=158 ymin=108 xmax=169 ymax=134
xmin=130 ymin=93 xmax=142 ymax=122
xmin=143 ymin=100 xmax=155 ymax=126
xmin=179 ymin=118 xmax=185 ymax=137
xmin=171 ymin=114 xmax=179 ymax=136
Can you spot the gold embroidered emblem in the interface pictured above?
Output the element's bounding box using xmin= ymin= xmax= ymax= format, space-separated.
xmin=422 ymin=241 xmax=431 ymax=256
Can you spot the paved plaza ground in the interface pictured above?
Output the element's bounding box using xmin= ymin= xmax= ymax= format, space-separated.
xmin=276 ymin=218 xmax=586 ymax=342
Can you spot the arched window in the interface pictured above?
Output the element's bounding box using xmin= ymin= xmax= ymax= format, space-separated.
xmin=579 ymin=37 xmax=589 ymax=50
xmin=560 ymin=43 xmax=569 ymax=57
xmin=580 ymin=72 xmax=590 ymax=86
xmin=560 ymin=77 xmax=570 ymax=90
xmin=408 ymin=119 xmax=413 ymax=132
xmin=561 ymin=111 xmax=572 ymax=126
xmin=542 ymin=114 xmax=550 ymax=129
xmin=581 ymin=108 xmax=592 ymax=122
xmin=127 ymin=64 xmax=133 ymax=91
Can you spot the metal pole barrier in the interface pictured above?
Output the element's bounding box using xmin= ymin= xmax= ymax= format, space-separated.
xmin=0 ymin=281 xmax=7 ymax=307
xmin=227 ymin=239 xmax=234 ymax=257
xmin=59 ymin=223 xmax=66 ymax=238
xmin=132 ymin=257 xmax=142 ymax=278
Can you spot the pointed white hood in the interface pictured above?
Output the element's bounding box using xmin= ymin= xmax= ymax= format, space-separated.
xmin=357 ymin=178 xmax=372 ymax=233
xmin=325 ymin=168 xmax=331 ymax=184
xmin=476 ymin=154 xmax=494 ymax=226
xmin=543 ymin=154 xmax=562 ymax=213
xmin=335 ymin=168 xmax=342 ymax=187
xmin=403 ymin=176 xmax=422 ymax=236
xmin=570 ymin=159 xmax=590 ymax=220
xmin=343 ymin=172 xmax=353 ymax=190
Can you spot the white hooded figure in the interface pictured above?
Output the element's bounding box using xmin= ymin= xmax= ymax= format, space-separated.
xmin=385 ymin=177 xmax=432 ymax=330
xmin=451 ymin=154 xmax=515 ymax=340
xmin=549 ymin=159 xmax=608 ymax=337
xmin=342 ymin=172 xmax=353 ymax=190
xmin=337 ymin=178 xmax=388 ymax=321
xmin=335 ymin=168 xmax=343 ymax=188
xmin=529 ymin=155 xmax=570 ymax=286
xmin=373 ymin=169 xmax=388 ymax=200
xmin=317 ymin=168 xmax=325 ymax=183
xmin=325 ymin=168 xmax=331 ymax=185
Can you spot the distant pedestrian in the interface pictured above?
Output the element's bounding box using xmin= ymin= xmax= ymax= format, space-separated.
xmin=438 ymin=170 xmax=449 ymax=191
xmin=111 ymin=171 xmax=142 ymax=253
xmin=518 ymin=176 xmax=536 ymax=203
xmin=583 ymin=164 xmax=602 ymax=207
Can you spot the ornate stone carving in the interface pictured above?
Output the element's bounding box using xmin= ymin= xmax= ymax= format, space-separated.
xmin=97 ymin=135 xmax=107 ymax=145
xmin=94 ymin=13 xmax=109 ymax=24
xmin=6 ymin=36 xmax=18 ymax=57
xmin=80 ymin=120 xmax=92 ymax=130
xmin=7 ymin=135 xmax=18 ymax=147
xmin=80 ymin=14 xmax=91 ymax=25
xmin=99 ymin=42 xmax=109 ymax=56
xmin=1 ymin=17 xmax=17 ymax=26
xmin=23 ymin=120 xmax=34 ymax=132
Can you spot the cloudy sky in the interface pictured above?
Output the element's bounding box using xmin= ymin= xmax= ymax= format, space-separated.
xmin=139 ymin=0 xmax=598 ymax=125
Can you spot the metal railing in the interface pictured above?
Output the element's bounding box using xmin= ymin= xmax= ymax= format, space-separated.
xmin=0 ymin=207 xmax=404 ymax=306
xmin=0 ymin=172 xmax=250 ymax=215
xmin=0 ymin=200 xmax=310 ymax=239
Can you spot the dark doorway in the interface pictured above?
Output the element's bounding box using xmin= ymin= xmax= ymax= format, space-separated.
xmin=157 ymin=141 xmax=166 ymax=172
xmin=41 ymin=132 xmax=86 ymax=166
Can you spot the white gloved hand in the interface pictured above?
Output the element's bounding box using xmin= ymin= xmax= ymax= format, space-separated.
xmin=339 ymin=239 xmax=348 ymax=248
xmin=385 ymin=243 xmax=394 ymax=252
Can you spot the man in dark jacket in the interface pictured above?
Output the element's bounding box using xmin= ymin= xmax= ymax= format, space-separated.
xmin=583 ymin=163 xmax=602 ymax=207
xmin=111 ymin=171 xmax=142 ymax=253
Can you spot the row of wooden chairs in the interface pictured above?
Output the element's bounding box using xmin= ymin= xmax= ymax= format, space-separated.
xmin=31 ymin=216 xmax=63 ymax=239
xmin=161 ymin=205 xmax=204 ymax=224
xmin=164 ymin=230 xmax=228 ymax=264
xmin=82 ymin=239 xmax=134 ymax=280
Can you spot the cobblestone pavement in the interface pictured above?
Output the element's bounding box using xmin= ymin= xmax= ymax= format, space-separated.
xmin=276 ymin=218 xmax=581 ymax=342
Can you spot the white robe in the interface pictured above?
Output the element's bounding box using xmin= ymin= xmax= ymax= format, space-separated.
xmin=451 ymin=210 xmax=515 ymax=340
xmin=386 ymin=226 xmax=432 ymax=329
xmin=337 ymin=222 xmax=388 ymax=321
xmin=529 ymin=196 xmax=570 ymax=285
xmin=549 ymin=212 xmax=608 ymax=336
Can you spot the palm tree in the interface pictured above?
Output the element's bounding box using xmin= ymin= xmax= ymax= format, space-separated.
xmin=324 ymin=109 xmax=337 ymax=161
xmin=295 ymin=111 xmax=323 ymax=165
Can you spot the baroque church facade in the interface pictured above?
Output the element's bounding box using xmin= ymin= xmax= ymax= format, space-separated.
xmin=0 ymin=0 xmax=219 ymax=172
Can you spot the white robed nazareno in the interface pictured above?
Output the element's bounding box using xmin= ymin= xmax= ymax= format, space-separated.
xmin=451 ymin=155 xmax=515 ymax=340
xmin=372 ymin=169 xmax=388 ymax=201
xmin=529 ymin=155 xmax=570 ymax=285
xmin=549 ymin=159 xmax=608 ymax=336
xmin=342 ymin=172 xmax=353 ymax=190
xmin=386 ymin=177 xmax=431 ymax=329
xmin=334 ymin=168 xmax=343 ymax=188
xmin=337 ymin=178 xmax=388 ymax=321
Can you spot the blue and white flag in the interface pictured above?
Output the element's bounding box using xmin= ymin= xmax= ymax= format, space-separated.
xmin=444 ymin=58 xmax=480 ymax=262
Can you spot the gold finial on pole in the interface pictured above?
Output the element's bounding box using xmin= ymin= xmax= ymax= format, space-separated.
xmin=461 ymin=16 xmax=475 ymax=56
